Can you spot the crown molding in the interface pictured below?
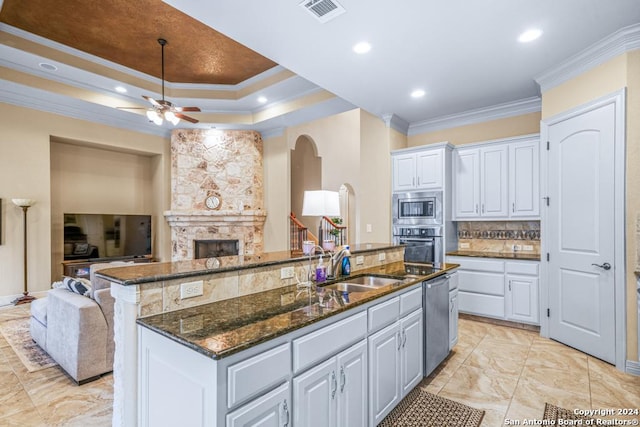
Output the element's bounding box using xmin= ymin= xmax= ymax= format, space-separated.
xmin=260 ymin=127 xmax=285 ymax=139
xmin=407 ymin=96 xmax=541 ymax=136
xmin=382 ymin=114 xmax=410 ymax=135
xmin=535 ymin=23 xmax=640 ymax=92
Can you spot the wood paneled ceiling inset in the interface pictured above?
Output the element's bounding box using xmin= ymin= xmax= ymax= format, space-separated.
xmin=0 ymin=0 xmax=277 ymax=85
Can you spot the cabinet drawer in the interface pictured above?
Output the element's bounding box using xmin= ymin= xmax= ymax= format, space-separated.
xmin=400 ymin=287 xmax=422 ymax=317
xmin=368 ymin=296 xmax=400 ymax=333
xmin=293 ymin=311 xmax=367 ymax=374
xmin=505 ymin=261 xmax=539 ymax=276
xmin=459 ymin=291 xmax=505 ymax=318
xmin=458 ymin=271 xmax=504 ymax=296
xmin=227 ymin=343 xmax=290 ymax=409
xmin=456 ymin=258 xmax=504 ymax=273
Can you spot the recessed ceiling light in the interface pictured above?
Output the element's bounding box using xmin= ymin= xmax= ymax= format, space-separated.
xmin=115 ymin=86 xmax=127 ymax=94
xmin=38 ymin=62 xmax=57 ymax=71
xmin=518 ymin=28 xmax=542 ymax=43
xmin=257 ymin=96 xmax=268 ymax=104
xmin=353 ymin=42 xmax=371 ymax=54
xmin=410 ymin=89 xmax=426 ymax=98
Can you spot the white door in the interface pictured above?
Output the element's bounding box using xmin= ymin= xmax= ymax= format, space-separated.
xmin=399 ymin=309 xmax=423 ymax=396
xmin=453 ymin=148 xmax=480 ymax=218
xmin=293 ymin=358 xmax=336 ymax=427
xmin=480 ymin=144 xmax=509 ymax=217
xmin=226 ymin=383 xmax=291 ymax=427
xmin=336 ymin=340 xmax=367 ymax=427
xmin=547 ymin=102 xmax=616 ymax=363
xmin=368 ymin=322 xmax=401 ymax=426
xmin=392 ymin=154 xmax=416 ymax=192
xmin=509 ymin=139 xmax=540 ymax=218
xmin=416 ymin=150 xmax=442 ymax=189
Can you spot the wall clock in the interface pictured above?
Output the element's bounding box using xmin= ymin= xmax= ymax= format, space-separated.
xmin=205 ymin=195 xmax=221 ymax=210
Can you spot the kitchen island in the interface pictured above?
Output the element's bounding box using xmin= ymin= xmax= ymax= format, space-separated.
xmin=95 ymin=244 xmax=410 ymax=426
xmin=135 ymin=261 xmax=458 ymax=427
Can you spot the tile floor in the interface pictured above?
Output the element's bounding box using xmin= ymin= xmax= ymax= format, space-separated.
xmin=0 ymin=303 xmax=639 ymax=426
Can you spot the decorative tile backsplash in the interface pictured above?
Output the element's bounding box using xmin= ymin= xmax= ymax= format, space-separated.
xmin=456 ymin=221 xmax=541 ymax=253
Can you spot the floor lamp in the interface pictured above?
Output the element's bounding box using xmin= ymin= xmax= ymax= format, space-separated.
xmin=12 ymin=198 xmax=36 ymax=305
xmin=301 ymin=190 xmax=340 ymax=249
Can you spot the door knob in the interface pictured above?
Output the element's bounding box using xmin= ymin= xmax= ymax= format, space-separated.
xmin=591 ymin=262 xmax=611 ymax=270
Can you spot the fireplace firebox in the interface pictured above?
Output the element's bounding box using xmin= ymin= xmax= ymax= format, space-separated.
xmin=194 ymin=240 xmax=239 ymax=259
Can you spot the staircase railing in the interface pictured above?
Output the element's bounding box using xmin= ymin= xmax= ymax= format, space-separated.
xmin=289 ymin=212 xmax=316 ymax=252
xmin=320 ymin=216 xmax=347 ymax=248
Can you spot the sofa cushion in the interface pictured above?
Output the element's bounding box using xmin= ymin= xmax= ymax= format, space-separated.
xmin=30 ymin=297 xmax=48 ymax=325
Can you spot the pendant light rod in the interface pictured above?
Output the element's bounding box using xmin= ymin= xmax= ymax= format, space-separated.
xmin=158 ymin=38 xmax=167 ymax=101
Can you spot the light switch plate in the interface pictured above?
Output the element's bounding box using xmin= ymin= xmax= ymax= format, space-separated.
xmin=366 ymin=224 xmax=372 ymax=233
xmin=180 ymin=280 xmax=203 ymax=299
xmin=378 ymin=252 xmax=386 ymax=261
xmin=459 ymin=242 xmax=470 ymax=249
xmin=523 ymin=245 xmax=534 ymax=251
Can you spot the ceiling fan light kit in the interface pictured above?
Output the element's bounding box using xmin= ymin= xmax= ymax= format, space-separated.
xmin=119 ymin=38 xmax=201 ymax=126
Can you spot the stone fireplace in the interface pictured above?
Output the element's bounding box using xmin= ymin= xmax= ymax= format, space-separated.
xmin=164 ymin=129 xmax=266 ymax=261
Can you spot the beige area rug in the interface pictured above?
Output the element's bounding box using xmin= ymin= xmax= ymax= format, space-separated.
xmin=379 ymin=387 xmax=485 ymax=427
xmin=0 ymin=317 xmax=57 ymax=372
xmin=543 ymin=403 xmax=595 ymax=424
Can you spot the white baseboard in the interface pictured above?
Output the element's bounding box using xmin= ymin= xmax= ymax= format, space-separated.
xmin=627 ymin=360 xmax=640 ymax=376
xmin=0 ymin=290 xmax=50 ymax=308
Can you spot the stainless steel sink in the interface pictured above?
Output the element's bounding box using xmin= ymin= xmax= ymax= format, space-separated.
xmin=322 ymin=275 xmax=401 ymax=293
xmin=343 ymin=275 xmax=400 ymax=287
xmin=322 ymin=283 xmax=377 ymax=293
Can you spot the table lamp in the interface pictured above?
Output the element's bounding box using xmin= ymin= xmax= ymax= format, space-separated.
xmin=301 ymin=190 xmax=340 ymax=248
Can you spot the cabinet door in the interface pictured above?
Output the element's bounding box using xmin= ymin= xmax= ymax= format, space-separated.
xmin=336 ymin=340 xmax=367 ymax=427
xmin=509 ymin=139 xmax=540 ymax=218
xmin=449 ymin=288 xmax=459 ymax=350
xmin=392 ymin=154 xmax=417 ymax=192
xmin=226 ymin=382 xmax=291 ymax=427
xmin=506 ymin=274 xmax=539 ymax=324
xmin=416 ymin=150 xmax=442 ymax=189
xmin=480 ymin=144 xmax=509 ymax=217
xmin=453 ymin=148 xmax=480 ymax=218
xmin=399 ymin=309 xmax=423 ymax=397
xmin=368 ymin=322 xmax=401 ymax=426
xmin=293 ymin=358 xmax=336 ymax=427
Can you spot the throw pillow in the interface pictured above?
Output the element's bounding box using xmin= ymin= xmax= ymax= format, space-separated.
xmin=61 ymin=276 xmax=93 ymax=298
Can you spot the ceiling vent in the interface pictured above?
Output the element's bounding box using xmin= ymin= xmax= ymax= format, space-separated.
xmin=299 ymin=0 xmax=346 ymax=23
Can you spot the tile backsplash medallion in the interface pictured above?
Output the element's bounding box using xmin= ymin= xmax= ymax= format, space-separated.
xmin=457 ymin=221 xmax=540 ymax=254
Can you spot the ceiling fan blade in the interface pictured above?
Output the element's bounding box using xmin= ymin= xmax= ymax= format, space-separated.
xmin=175 ymin=112 xmax=199 ymax=123
xmin=116 ymin=106 xmax=148 ymax=110
xmin=177 ymin=106 xmax=201 ymax=112
xmin=142 ymin=95 xmax=162 ymax=108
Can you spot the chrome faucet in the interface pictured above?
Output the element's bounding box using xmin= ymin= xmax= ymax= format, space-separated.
xmin=328 ymin=247 xmax=351 ymax=279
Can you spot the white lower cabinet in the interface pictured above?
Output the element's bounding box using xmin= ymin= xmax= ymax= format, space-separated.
xmin=293 ymin=340 xmax=367 ymax=427
xmin=449 ymin=291 xmax=459 ymax=350
xmin=369 ymin=308 xmax=423 ymax=426
xmin=227 ymin=383 xmax=291 ymax=427
xmin=505 ymin=261 xmax=539 ymax=324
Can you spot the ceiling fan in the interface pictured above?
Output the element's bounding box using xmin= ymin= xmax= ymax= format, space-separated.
xmin=119 ymin=38 xmax=201 ymax=125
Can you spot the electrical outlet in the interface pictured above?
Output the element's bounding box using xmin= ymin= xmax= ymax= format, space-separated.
xmin=356 ymin=255 xmax=364 ymax=265
xmin=513 ymin=245 xmax=522 ymax=251
xmin=378 ymin=252 xmax=386 ymax=262
xmin=366 ymin=224 xmax=372 ymax=233
xmin=180 ymin=280 xmax=203 ymax=299
xmin=523 ymin=245 xmax=534 ymax=251
xmin=459 ymin=242 xmax=470 ymax=249
xmin=280 ymin=266 xmax=295 ymax=279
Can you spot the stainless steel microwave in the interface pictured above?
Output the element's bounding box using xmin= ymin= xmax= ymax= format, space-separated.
xmin=392 ymin=191 xmax=442 ymax=225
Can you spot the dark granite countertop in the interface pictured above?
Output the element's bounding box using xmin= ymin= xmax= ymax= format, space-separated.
xmin=96 ymin=243 xmax=400 ymax=285
xmin=136 ymin=261 xmax=459 ymax=360
xmin=446 ymin=250 xmax=541 ymax=261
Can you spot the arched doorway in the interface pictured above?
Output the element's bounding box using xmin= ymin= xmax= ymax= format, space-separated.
xmin=290 ymin=136 xmax=321 ymax=234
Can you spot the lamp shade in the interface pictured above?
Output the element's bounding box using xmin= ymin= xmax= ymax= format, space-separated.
xmin=301 ymin=190 xmax=340 ymax=217
xmin=12 ymin=198 xmax=36 ymax=208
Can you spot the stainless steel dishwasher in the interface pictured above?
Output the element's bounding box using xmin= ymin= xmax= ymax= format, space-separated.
xmin=423 ymin=274 xmax=450 ymax=376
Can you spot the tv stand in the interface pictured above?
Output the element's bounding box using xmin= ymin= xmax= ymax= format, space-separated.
xmin=62 ymin=256 xmax=153 ymax=279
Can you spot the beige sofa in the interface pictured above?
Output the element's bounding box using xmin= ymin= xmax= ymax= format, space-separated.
xmin=30 ymin=262 xmax=129 ymax=384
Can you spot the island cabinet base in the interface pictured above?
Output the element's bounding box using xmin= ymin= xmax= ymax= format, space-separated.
xmin=138 ymin=281 xmax=436 ymax=427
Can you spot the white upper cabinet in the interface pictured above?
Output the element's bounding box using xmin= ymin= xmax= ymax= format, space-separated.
xmin=453 ymin=135 xmax=540 ymax=220
xmin=392 ymin=145 xmax=448 ymax=192
xmin=509 ymin=138 xmax=540 ymax=218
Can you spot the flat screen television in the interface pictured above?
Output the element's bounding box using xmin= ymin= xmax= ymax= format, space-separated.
xmin=63 ymin=213 xmax=152 ymax=261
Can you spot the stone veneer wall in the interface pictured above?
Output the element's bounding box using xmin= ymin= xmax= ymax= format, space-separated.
xmin=457 ymin=221 xmax=541 ymax=254
xmin=166 ymin=129 xmax=266 ymax=260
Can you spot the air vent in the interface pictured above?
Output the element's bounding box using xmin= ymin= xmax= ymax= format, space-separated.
xmin=299 ymin=0 xmax=346 ymax=23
